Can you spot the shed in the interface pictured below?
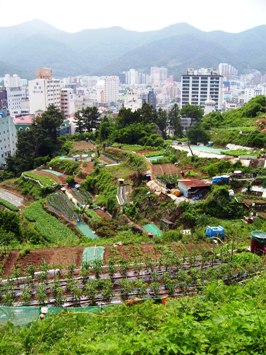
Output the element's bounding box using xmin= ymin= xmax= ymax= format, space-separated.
xmin=178 ymin=180 xmax=211 ymax=198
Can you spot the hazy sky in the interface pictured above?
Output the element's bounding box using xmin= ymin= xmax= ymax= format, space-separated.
xmin=0 ymin=0 xmax=265 ymax=33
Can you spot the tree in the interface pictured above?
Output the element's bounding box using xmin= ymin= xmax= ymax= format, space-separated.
xmin=168 ymin=103 xmax=183 ymax=136
xmin=74 ymin=110 xmax=85 ymax=134
xmin=181 ymin=104 xmax=204 ymax=123
xmin=33 ymin=105 xmax=64 ymax=144
xmin=156 ymin=108 xmax=168 ymax=138
xmin=187 ymin=123 xmax=210 ymax=144
xmin=75 ymin=106 xmax=100 ymax=133
xmin=7 ymin=105 xmax=64 ymax=175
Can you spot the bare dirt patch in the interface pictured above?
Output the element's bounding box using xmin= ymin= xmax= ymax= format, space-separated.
xmin=73 ymin=141 xmax=95 ymax=151
xmin=2 ymin=251 xmax=20 ymax=278
xmin=152 ymin=164 xmax=179 ymax=176
xmin=95 ymin=209 xmax=112 ymax=219
xmin=4 ymin=247 xmax=84 ymax=276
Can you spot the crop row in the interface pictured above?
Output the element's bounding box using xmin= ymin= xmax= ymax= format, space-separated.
xmin=71 ymin=188 xmax=92 ymax=205
xmin=0 ymin=252 xmax=263 ymax=307
xmin=46 ymin=192 xmax=78 ymax=221
xmin=0 ymin=256 xmax=261 ymax=306
xmin=23 ymin=201 xmax=79 ymax=243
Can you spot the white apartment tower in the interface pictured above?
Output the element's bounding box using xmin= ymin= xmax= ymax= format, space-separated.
xmin=96 ymin=76 xmax=119 ymax=105
xmin=61 ymin=88 xmax=75 ymax=118
xmin=181 ymin=68 xmax=223 ymax=110
xmin=0 ymin=110 xmax=17 ymax=167
xmin=4 ymin=74 xmax=24 ymax=116
xmin=29 ymin=78 xmax=61 ymax=114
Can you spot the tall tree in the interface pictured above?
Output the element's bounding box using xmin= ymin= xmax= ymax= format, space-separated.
xmin=168 ymin=103 xmax=183 ymax=136
xmin=156 ymin=108 xmax=168 ymax=138
xmin=180 ymin=104 xmax=204 ymax=123
xmin=82 ymin=106 xmax=100 ymax=132
xmin=74 ymin=110 xmax=85 ymax=133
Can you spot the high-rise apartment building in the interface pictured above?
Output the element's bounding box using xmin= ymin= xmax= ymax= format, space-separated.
xmin=150 ymin=67 xmax=168 ymax=86
xmin=218 ymin=63 xmax=238 ymax=79
xmin=0 ymin=110 xmax=17 ymax=167
xmin=4 ymin=74 xmax=24 ymax=116
xmin=61 ymin=88 xmax=75 ymax=118
xmin=181 ymin=68 xmax=223 ymax=110
xmin=96 ymin=76 xmax=119 ymax=105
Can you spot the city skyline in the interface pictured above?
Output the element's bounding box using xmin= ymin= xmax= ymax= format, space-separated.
xmin=0 ymin=0 xmax=265 ymax=33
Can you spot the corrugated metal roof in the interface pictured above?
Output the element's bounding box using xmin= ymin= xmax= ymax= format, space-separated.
xmin=178 ymin=180 xmax=211 ymax=188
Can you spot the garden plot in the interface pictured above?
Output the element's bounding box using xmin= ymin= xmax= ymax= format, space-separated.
xmin=73 ymin=141 xmax=95 ymax=150
xmin=0 ymin=248 xmax=263 ymax=309
xmin=152 ymin=164 xmax=179 ymax=176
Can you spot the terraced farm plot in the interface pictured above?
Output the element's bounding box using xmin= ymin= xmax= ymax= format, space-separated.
xmin=152 ymin=164 xmax=179 ymax=176
xmin=2 ymin=247 xmax=84 ymax=276
xmin=73 ymin=141 xmax=95 ymax=150
xmin=46 ymin=191 xmax=79 ymax=221
xmin=23 ymin=201 xmax=79 ymax=244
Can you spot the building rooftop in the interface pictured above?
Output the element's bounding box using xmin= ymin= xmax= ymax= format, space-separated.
xmin=13 ymin=115 xmax=33 ymax=125
xmin=178 ymin=180 xmax=211 ymax=188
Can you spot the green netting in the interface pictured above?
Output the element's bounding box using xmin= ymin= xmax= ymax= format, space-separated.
xmin=143 ymin=223 xmax=163 ymax=237
xmin=82 ymin=246 xmax=105 ymax=263
xmin=0 ymin=306 xmax=40 ymax=326
xmin=41 ymin=169 xmax=62 ymax=176
xmin=77 ymin=222 xmax=98 ymax=239
xmin=0 ymin=305 xmax=111 ymax=326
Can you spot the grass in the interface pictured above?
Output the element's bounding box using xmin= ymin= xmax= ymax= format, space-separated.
xmin=22 ymin=171 xmax=59 ymax=188
xmin=0 ymin=198 xmax=19 ymax=212
xmin=221 ymin=149 xmax=258 ymax=157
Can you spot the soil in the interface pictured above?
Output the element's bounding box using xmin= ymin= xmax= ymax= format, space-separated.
xmin=152 ymin=164 xmax=180 ymax=176
xmin=3 ymin=247 xmax=84 ymax=277
xmin=73 ymin=141 xmax=95 ymax=151
xmin=2 ymin=250 xmax=20 ymax=277
xmin=94 ymin=209 xmax=112 ymax=219
xmin=80 ymin=161 xmax=94 ymax=175
xmin=104 ymin=242 xmax=211 ymax=264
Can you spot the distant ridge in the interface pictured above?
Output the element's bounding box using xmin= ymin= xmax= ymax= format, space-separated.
xmin=0 ymin=20 xmax=265 ymax=79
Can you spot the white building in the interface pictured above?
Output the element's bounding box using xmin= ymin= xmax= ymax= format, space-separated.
xmin=61 ymin=88 xmax=75 ymax=118
xmin=0 ymin=110 xmax=17 ymax=167
xmin=244 ymin=87 xmax=266 ymax=103
xmin=181 ymin=68 xmax=223 ymax=110
xmin=29 ymin=78 xmax=61 ymax=113
xmin=4 ymin=74 xmax=25 ymax=116
xmin=96 ymin=76 xmax=119 ymax=105
xmin=218 ymin=63 xmax=238 ymax=78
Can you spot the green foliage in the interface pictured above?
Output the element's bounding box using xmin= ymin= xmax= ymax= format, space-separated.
xmin=0 ymin=210 xmax=22 ymax=245
xmin=22 ymin=171 xmax=58 ymax=188
xmin=1 ymin=275 xmax=265 ymax=353
xmin=0 ymin=198 xmax=19 ymax=212
xmin=181 ymin=104 xmax=204 ymax=121
xmin=48 ymin=157 xmax=79 ymax=174
xmin=23 ymin=201 xmax=80 ymax=244
xmin=187 ymin=123 xmax=210 ymax=144
xmin=83 ymin=168 xmax=118 ymax=214
xmin=203 ymin=185 xmax=245 ymax=219
xmin=74 ymin=106 xmax=100 ymax=133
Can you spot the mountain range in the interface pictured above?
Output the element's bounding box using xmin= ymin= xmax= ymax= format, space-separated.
xmin=0 ymin=20 xmax=266 ymax=79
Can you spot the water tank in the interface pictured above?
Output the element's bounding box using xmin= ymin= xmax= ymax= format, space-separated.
xmin=251 ymin=231 xmax=266 ymax=255
xmin=206 ymin=226 xmax=225 ymax=239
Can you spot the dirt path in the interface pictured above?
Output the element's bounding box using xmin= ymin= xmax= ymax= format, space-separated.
xmin=3 ymin=251 xmax=20 ymax=277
